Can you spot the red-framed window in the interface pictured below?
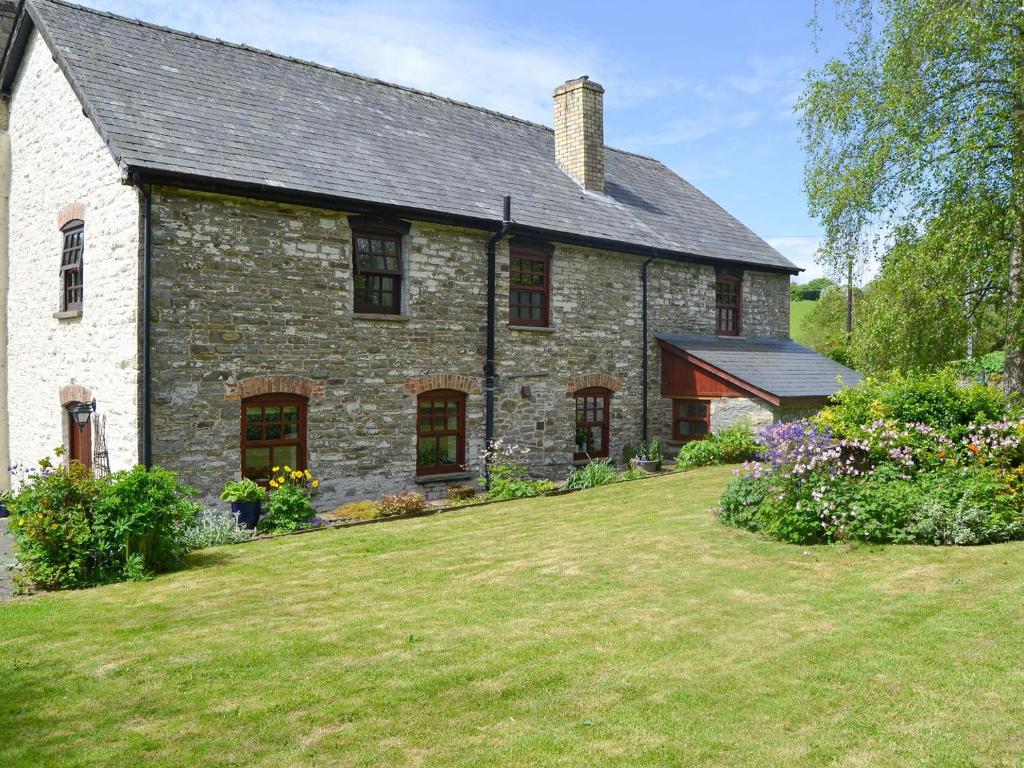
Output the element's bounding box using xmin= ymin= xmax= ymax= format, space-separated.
xmin=353 ymin=229 xmax=402 ymax=314
xmin=509 ymin=245 xmax=551 ymax=326
xmin=417 ymin=389 xmax=466 ymax=475
xmin=241 ymin=394 xmax=308 ymax=483
xmin=715 ymin=272 xmax=741 ymax=336
xmin=60 ymin=220 xmax=84 ymax=312
xmin=574 ymin=387 xmax=610 ymax=459
xmin=673 ymin=399 xmax=711 ymax=442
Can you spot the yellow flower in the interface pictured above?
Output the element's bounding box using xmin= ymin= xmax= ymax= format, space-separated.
xmin=312 ymin=480 xmax=319 ymax=489
xmin=269 ymin=480 xmax=279 ymax=489
xmin=284 ymin=465 xmax=292 ymax=473
xmin=272 ymin=466 xmax=280 ymax=472
xmin=304 ymin=470 xmax=312 ymax=479
xmin=277 ymin=476 xmax=285 ymax=485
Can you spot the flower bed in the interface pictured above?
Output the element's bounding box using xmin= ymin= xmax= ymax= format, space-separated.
xmin=719 ymin=372 xmax=1024 ymax=545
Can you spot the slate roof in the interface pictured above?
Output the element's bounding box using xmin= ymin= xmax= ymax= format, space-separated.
xmin=1 ymin=0 xmax=798 ymax=273
xmin=656 ymin=333 xmax=861 ymax=400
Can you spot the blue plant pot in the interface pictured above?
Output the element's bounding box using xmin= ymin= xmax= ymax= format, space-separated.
xmin=231 ymin=501 xmax=262 ymax=530
xmin=0 ymin=503 xmax=8 ymax=519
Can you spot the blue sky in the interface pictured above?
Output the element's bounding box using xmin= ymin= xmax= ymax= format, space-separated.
xmin=78 ymin=0 xmax=853 ymax=282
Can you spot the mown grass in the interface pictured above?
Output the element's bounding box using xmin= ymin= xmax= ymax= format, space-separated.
xmin=3 ymin=466 xmax=1024 ymax=767
xmin=791 ymin=299 xmax=816 ymax=345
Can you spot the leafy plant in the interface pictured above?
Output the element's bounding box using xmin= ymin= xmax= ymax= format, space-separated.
xmin=257 ymin=484 xmax=315 ymax=533
xmin=379 ymin=490 xmax=428 ymax=517
xmin=479 ymin=439 xmax=554 ymax=500
xmin=563 ymin=459 xmax=617 ymax=490
xmin=620 ymin=464 xmax=649 ymax=481
xmin=219 ymin=478 xmax=266 ymax=504
xmin=179 ymin=511 xmax=255 ymax=549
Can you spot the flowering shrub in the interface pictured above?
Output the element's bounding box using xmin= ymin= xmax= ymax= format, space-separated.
xmin=479 ymin=439 xmax=555 ymax=500
xmin=257 ymin=465 xmax=320 ymax=533
xmin=9 ymin=457 xmax=200 ymax=589
xmin=719 ymin=378 xmax=1024 ymax=546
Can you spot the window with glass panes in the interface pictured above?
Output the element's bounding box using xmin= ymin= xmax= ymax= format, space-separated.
xmin=241 ymin=394 xmax=307 ymax=482
xmin=574 ymin=387 xmax=610 ymax=459
xmin=715 ymin=272 xmax=741 ymax=336
xmin=352 ymin=230 xmax=402 ymax=314
xmin=416 ymin=390 xmax=466 ymax=474
xmin=60 ymin=220 xmax=84 ymax=311
xmin=509 ymin=246 xmax=550 ymax=326
xmin=673 ymin=399 xmax=710 ymax=441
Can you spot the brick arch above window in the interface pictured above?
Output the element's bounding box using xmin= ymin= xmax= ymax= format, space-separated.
xmin=224 ymin=375 xmax=326 ymax=402
xmin=565 ymin=373 xmax=622 ymax=395
xmin=58 ymin=383 xmax=92 ymax=408
xmin=404 ymin=374 xmax=481 ymax=397
xmin=56 ymin=202 xmax=86 ymax=229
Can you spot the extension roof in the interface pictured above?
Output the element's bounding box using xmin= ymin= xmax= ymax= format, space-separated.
xmin=657 ymin=333 xmax=861 ymax=402
xmin=0 ymin=0 xmax=798 ymax=273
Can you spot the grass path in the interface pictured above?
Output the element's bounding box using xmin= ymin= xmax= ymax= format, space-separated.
xmin=791 ymin=299 xmax=816 ymax=345
xmin=3 ymin=466 xmax=1024 ymax=767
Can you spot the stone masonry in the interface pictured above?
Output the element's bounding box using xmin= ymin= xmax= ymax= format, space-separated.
xmin=148 ymin=187 xmax=790 ymax=506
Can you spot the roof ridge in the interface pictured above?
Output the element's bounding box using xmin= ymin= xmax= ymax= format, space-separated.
xmin=32 ymin=0 xmax=659 ymax=162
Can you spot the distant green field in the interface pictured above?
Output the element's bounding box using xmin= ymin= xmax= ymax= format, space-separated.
xmin=790 ymin=299 xmax=816 ymax=344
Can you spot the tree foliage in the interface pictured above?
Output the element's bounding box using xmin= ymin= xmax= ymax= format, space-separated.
xmin=800 ymin=0 xmax=1024 ymax=385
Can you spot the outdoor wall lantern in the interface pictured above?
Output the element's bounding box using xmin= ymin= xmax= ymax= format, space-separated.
xmin=71 ymin=399 xmax=97 ymax=432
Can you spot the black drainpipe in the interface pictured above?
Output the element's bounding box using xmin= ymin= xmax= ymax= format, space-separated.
xmin=132 ymin=174 xmax=153 ymax=469
xmin=484 ymin=195 xmax=512 ymax=486
xmin=641 ymin=253 xmax=655 ymax=444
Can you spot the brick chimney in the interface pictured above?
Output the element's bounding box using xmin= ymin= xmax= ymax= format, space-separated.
xmin=553 ymin=75 xmax=605 ymax=192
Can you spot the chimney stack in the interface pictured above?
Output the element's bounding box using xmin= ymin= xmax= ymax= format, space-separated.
xmin=553 ymin=75 xmax=605 ymax=192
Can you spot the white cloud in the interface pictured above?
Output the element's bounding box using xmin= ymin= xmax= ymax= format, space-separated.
xmin=764 ymin=236 xmax=826 ymax=281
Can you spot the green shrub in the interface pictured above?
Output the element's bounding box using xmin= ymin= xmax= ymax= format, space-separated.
xmin=379 ymin=490 xmax=428 ymax=516
xmin=718 ymin=475 xmax=769 ymax=532
xmin=179 ymin=511 xmax=255 ymax=549
xmin=820 ymin=370 xmax=1009 ymax=439
xmin=713 ymin=423 xmax=759 ymax=463
xmin=676 ymin=439 xmax=722 ymax=469
xmin=257 ymin=484 xmax=315 ymax=533
xmin=563 ymin=459 xmax=617 ymax=490
xmin=486 ymin=476 xmax=556 ymax=500
xmin=10 ymin=461 xmax=199 ymax=589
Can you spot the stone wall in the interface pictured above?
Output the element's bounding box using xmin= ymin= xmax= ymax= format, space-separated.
xmin=5 ymin=30 xmax=140 ymax=477
xmin=147 ymin=188 xmax=791 ymax=506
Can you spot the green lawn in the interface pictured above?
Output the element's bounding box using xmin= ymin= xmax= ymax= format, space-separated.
xmin=4 ymin=467 xmax=1024 ymax=767
xmin=791 ymin=299 xmax=816 ymax=345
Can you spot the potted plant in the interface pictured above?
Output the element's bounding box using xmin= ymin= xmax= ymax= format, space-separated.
xmin=649 ymin=437 xmax=664 ymax=471
xmin=633 ymin=455 xmax=659 ymax=474
xmin=575 ymin=426 xmax=589 ymax=455
xmin=220 ymin=478 xmax=266 ymax=529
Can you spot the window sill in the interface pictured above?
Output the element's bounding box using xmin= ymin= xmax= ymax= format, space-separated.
xmin=414 ymin=471 xmax=472 ymax=484
xmin=353 ymin=312 xmax=410 ymax=322
xmin=53 ymin=309 xmax=82 ymax=321
xmin=508 ymin=324 xmax=556 ymax=333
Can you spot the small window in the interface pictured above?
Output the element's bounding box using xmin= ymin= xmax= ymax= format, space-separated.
xmin=60 ymin=220 xmax=84 ymax=311
xmin=574 ymin=387 xmax=610 ymax=459
xmin=417 ymin=390 xmax=466 ymax=475
xmin=241 ymin=394 xmax=307 ymax=483
xmin=673 ymin=399 xmax=710 ymax=442
xmin=509 ymin=245 xmax=550 ymax=326
xmin=352 ymin=229 xmax=402 ymax=314
xmin=715 ymin=271 xmax=741 ymax=336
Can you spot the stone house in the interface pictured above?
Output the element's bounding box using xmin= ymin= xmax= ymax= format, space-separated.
xmin=0 ymin=0 xmax=858 ymax=504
